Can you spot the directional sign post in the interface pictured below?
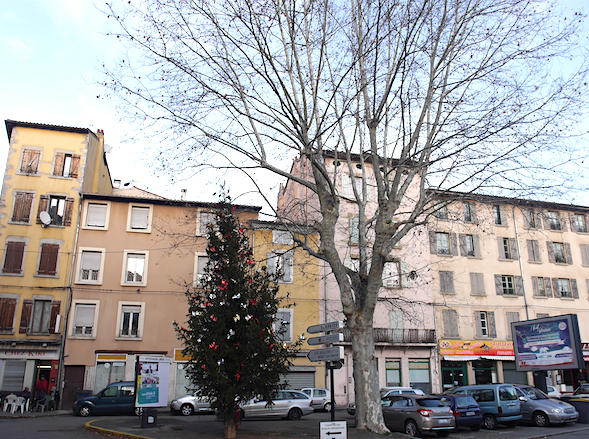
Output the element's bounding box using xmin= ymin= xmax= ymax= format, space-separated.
xmin=307 ymin=321 xmax=344 ymax=334
xmin=320 ymin=421 xmax=347 ymax=439
xmin=307 ymin=333 xmax=344 ymax=346
xmin=307 ymin=346 xmax=344 ymax=362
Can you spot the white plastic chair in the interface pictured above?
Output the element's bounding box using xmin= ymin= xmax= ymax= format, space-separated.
xmin=2 ymin=394 xmax=16 ymax=412
xmin=12 ymin=397 xmax=26 ymax=414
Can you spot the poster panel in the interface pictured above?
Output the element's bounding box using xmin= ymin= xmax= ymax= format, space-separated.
xmin=135 ymin=356 xmax=171 ymax=407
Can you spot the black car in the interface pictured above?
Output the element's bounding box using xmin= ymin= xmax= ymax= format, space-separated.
xmin=73 ymin=381 xmax=140 ymax=417
xmin=433 ymin=394 xmax=483 ymax=431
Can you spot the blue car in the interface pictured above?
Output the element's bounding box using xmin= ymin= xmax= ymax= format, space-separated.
xmin=434 ymin=394 xmax=483 ymax=431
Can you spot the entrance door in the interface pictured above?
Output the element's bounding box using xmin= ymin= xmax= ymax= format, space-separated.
xmin=63 ymin=366 xmax=85 ymax=409
xmin=441 ymin=361 xmax=467 ymax=390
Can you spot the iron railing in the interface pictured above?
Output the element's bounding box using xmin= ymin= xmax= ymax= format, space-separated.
xmin=342 ymin=328 xmax=436 ymax=345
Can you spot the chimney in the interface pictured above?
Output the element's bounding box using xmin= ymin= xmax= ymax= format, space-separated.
xmin=181 ymin=189 xmax=187 ymax=201
xmin=113 ymin=179 xmax=121 ymax=189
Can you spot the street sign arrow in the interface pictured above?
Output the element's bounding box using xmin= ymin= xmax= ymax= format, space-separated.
xmin=307 ymin=333 xmax=344 ymax=346
xmin=307 ymin=346 xmax=344 ymax=362
xmin=307 ymin=321 xmax=344 ymax=334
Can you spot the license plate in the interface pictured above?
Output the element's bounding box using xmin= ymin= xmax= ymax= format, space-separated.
xmin=438 ymin=419 xmax=450 ymax=424
xmin=466 ymin=411 xmax=475 ymax=416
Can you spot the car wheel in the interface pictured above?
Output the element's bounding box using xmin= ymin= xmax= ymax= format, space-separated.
xmin=79 ymin=405 xmax=92 ymax=417
xmin=470 ymin=424 xmax=482 ymax=431
xmin=134 ymin=407 xmax=144 ymax=416
xmin=533 ymin=412 xmax=549 ymax=427
xmin=504 ymin=420 xmax=518 ymax=428
xmin=180 ymin=404 xmax=194 ymax=416
xmin=483 ymin=414 xmax=498 ymax=430
xmin=436 ymin=432 xmax=450 ymax=438
xmin=405 ymin=420 xmax=420 ymax=437
xmin=324 ymin=402 xmax=332 ymax=412
xmin=287 ymin=407 xmax=303 ymax=420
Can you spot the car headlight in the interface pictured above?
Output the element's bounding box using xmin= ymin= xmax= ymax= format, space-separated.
xmin=550 ymin=408 xmax=564 ymax=413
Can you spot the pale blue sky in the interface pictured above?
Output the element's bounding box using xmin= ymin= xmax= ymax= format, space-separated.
xmin=0 ymin=0 xmax=587 ymax=207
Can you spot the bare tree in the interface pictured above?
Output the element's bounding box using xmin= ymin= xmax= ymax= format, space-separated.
xmin=101 ymin=0 xmax=588 ymax=432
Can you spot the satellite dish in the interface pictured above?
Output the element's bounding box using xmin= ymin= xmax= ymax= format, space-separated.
xmin=40 ymin=211 xmax=52 ymax=226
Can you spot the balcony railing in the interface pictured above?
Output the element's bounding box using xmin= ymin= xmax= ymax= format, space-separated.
xmin=342 ymin=328 xmax=436 ymax=345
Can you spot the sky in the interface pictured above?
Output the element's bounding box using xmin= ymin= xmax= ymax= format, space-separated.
xmin=0 ymin=0 xmax=588 ymax=209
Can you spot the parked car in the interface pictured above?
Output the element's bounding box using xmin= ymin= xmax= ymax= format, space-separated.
xmin=348 ymin=387 xmax=426 ymax=416
xmin=73 ymin=381 xmax=139 ymax=417
xmin=433 ymin=394 xmax=483 ymax=431
xmin=240 ymin=390 xmax=313 ymax=420
xmin=445 ymin=384 xmax=521 ymax=429
xmin=381 ymin=394 xmax=455 ymax=437
xmin=300 ymin=388 xmax=333 ymax=412
xmin=560 ymin=384 xmax=589 ymax=401
xmin=170 ymin=392 xmax=214 ymax=416
xmin=513 ymin=384 xmax=578 ymax=427
xmin=546 ymin=386 xmax=562 ymax=398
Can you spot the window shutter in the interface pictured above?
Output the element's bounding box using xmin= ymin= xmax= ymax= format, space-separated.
xmin=443 ymin=310 xmax=459 ymax=338
xmin=0 ymin=298 xmax=17 ymax=331
xmin=570 ymin=213 xmax=578 ymax=232
xmin=266 ymin=252 xmax=276 ymax=275
xmin=544 ymin=277 xmax=553 ymax=297
xmin=36 ymin=195 xmax=49 ymax=224
xmin=81 ymin=251 xmax=102 ymax=271
xmin=63 ymin=197 xmax=75 ymax=226
xmin=488 ymin=312 xmax=496 ymax=338
xmin=450 ymin=234 xmax=458 ymax=256
xmin=523 ymin=210 xmax=531 ymax=229
xmin=341 ymin=175 xmax=350 ymax=198
xmin=21 ymin=149 xmax=40 ymax=173
xmin=494 ymin=275 xmax=503 ymax=295
xmin=349 ymin=217 xmax=359 ymax=244
xmin=535 ymin=212 xmax=543 ymax=229
xmin=69 ymin=155 xmax=81 ymax=178
xmin=509 ymin=238 xmax=518 ymax=260
xmin=400 ymin=261 xmax=409 ymax=288
xmin=49 ymin=301 xmax=61 ymax=333
xmin=531 ymin=277 xmax=539 ymax=296
xmin=547 ymin=242 xmax=555 ymax=263
xmin=499 ymin=206 xmax=507 ymax=225
xmin=582 ymin=244 xmax=589 ymax=266
xmin=473 ymin=235 xmax=481 ymax=257
xmin=19 ymin=299 xmax=33 ymax=333
xmin=38 ymin=244 xmax=59 ymax=276
xmin=553 ymin=279 xmax=561 ymax=298
xmin=429 ymin=231 xmax=437 ymax=254
xmin=74 ymin=304 xmax=95 ymax=328
xmin=86 ymin=204 xmax=107 ymax=227
xmin=571 ymin=279 xmax=579 ymax=299
xmin=470 ymin=273 xmax=485 ymax=296
xmin=527 ymin=240 xmax=534 ymax=262
xmin=130 ymin=206 xmax=150 ymax=229
xmin=440 ymin=271 xmax=454 ymax=294
xmin=283 ymin=252 xmax=294 ymax=283
xmin=53 ymin=153 xmax=65 ymax=176
xmin=497 ymin=237 xmax=504 ymax=258
xmin=475 ymin=312 xmax=482 ymax=338
xmin=459 ymin=234 xmax=467 ymax=256
xmin=3 ymin=241 xmax=25 ymax=274
xmin=12 ymin=192 xmax=34 ymax=223
xmin=506 ymin=312 xmax=520 ymax=339
xmin=561 ymin=215 xmax=568 ymax=232
xmin=533 ymin=240 xmax=541 ymax=262
xmin=515 ymin=276 xmax=524 ymax=296
xmin=565 ymin=243 xmax=573 ymax=265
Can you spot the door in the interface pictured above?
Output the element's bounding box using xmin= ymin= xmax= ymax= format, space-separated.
xmin=383 ymin=396 xmax=406 ymax=432
xmin=313 ymin=389 xmax=328 ymax=408
xmin=93 ymin=384 xmax=119 ymax=414
xmin=63 ymin=366 xmax=85 ymax=409
xmin=441 ymin=361 xmax=467 ymax=390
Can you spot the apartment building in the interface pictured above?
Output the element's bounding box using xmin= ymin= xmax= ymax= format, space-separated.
xmin=0 ymin=120 xmax=111 ymax=396
xmin=430 ymin=192 xmax=589 ymax=392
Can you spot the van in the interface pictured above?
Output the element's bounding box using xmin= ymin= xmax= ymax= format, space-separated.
xmin=445 ymin=384 xmax=521 ymax=429
xmin=73 ymin=381 xmax=139 ymax=417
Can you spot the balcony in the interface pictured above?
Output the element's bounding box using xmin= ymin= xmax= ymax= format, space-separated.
xmin=343 ymin=328 xmax=436 ymax=345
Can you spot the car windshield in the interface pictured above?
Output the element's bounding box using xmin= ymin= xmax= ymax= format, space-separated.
xmin=417 ymin=398 xmax=446 ymax=408
xmin=519 ymin=387 xmax=548 ymax=400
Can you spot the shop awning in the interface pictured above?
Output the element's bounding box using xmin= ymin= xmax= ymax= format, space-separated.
xmin=443 ymin=355 xmax=479 ymax=361
xmin=481 ymin=355 xmax=515 ymax=361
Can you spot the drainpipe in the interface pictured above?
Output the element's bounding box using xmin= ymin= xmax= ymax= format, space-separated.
xmin=513 ymin=206 xmax=530 ymax=320
xmin=56 ymin=194 xmax=83 ymax=408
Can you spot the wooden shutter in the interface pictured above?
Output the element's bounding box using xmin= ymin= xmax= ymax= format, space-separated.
xmin=509 ymin=238 xmax=518 ymax=260
xmin=38 ymin=244 xmax=59 ymax=276
xmin=553 ymin=279 xmax=561 ymax=298
xmin=571 ymin=279 xmax=579 ymax=299
xmin=534 ymin=212 xmax=543 ymax=229
xmin=570 ymin=213 xmax=578 ymax=232
xmin=506 ymin=312 xmax=520 ymax=339
xmin=523 ymin=210 xmax=532 ymax=229
xmin=282 ymin=252 xmax=293 ymax=283
xmin=19 ymin=299 xmax=33 ymax=333
xmin=2 ymin=241 xmax=25 ymax=274
xmin=63 ymin=197 xmax=75 ymax=226
xmin=497 ymin=237 xmax=505 ymax=259
xmin=12 ymin=192 xmax=34 ymax=223
xmin=531 ymin=277 xmax=539 ymax=296
xmin=494 ymin=274 xmax=503 ymax=295
xmin=341 ymin=174 xmax=350 ymax=198
xmin=470 ymin=273 xmax=485 ymax=296
xmin=544 ymin=277 xmax=553 ymax=297
xmin=266 ymin=252 xmax=276 ymax=274
xmin=53 ymin=153 xmax=65 ymax=176
xmin=473 ymin=235 xmax=481 ymax=257
xmin=0 ymin=298 xmax=17 ymax=331
xmin=440 ymin=271 xmax=454 ymax=294
xmin=450 ymin=234 xmax=458 ymax=256
xmin=36 ymin=195 xmax=49 ymax=224
xmin=69 ymin=155 xmax=81 ymax=178
xmin=564 ymin=243 xmax=573 ymax=265
xmin=474 ymin=312 xmax=482 ymax=338
xmin=349 ymin=217 xmax=359 ymax=244
xmin=488 ymin=312 xmax=497 ymax=338
xmin=515 ymin=276 xmax=524 ymax=296
xmin=49 ymin=301 xmax=61 ymax=333
xmin=469 ymin=202 xmax=477 ymax=223
xmin=443 ymin=310 xmax=459 ymax=338
xmin=581 ymin=244 xmax=589 ymax=267
xmin=499 ymin=205 xmax=507 ymax=226
xmin=527 ymin=240 xmax=534 ymax=262
xmin=20 ymin=149 xmax=40 ymax=173
xmin=546 ymin=242 xmax=555 ymax=263
xmin=429 ymin=231 xmax=437 ymax=254
xmin=459 ymin=234 xmax=467 ymax=256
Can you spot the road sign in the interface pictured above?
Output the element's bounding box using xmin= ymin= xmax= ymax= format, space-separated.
xmin=307 ymin=333 xmax=344 ymax=346
xmin=320 ymin=421 xmax=347 ymax=439
xmin=307 ymin=321 xmax=344 ymax=334
xmin=307 ymin=346 xmax=344 ymax=362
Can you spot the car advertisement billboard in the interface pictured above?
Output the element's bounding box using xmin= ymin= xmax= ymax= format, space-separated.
xmin=512 ymin=314 xmax=585 ymax=371
xmin=135 ymin=356 xmax=171 ymax=407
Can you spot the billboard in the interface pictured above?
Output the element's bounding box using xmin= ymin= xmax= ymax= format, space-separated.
xmin=135 ymin=356 xmax=171 ymax=407
xmin=512 ymin=314 xmax=585 ymax=371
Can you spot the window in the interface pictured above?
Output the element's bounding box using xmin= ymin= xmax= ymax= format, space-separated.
xmin=0 ymin=296 xmax=17 ymax=333
xmin=459 ymin=234 xmax=479 ymax=258
xmin=501 ymin=275 xmax=515 ymax=296
xmin=272 ymin=230 xmax=293 ymax=245
xmin=429 ymin=231 xmax=457 ymax=256
xmin=527 ymin=240 xmax=541 ymax=263
xmin=553 ymin=242 xmax=567 ymax=264
xmin=495 ymin=274 xmax=522 ymax=296
xmin=19 ymin=298 xmax=60 ymax=334
xmin=524 ymin=209 xmax=537 ymax=229
xmin=194 ymin=253 xmax=208 ymax=287
xmin=498 ymin=237 xmax=518 ymax=260
xmin=470 ymin=273 xmax=485 ymax=296
xmin=122 ymin=251 xmax=148 ymax=286
xmin=547 ymin=241 xmax=572 ymax=264
xmin=72 ymin=303 xmax=97 ymax=336
xmin=475 ymin=311 xmax=496 ymax=338
xmin=553 ymin=278 xmax=577 ymax=299
xmin=197 ymin=211 xmax=217 ymax=236
xmin=463 ymin=202 xmax=475 ymax=223
xmin=19 ymin=148 xmax=41 ymax=175
xmin=274 ymin=309 xmax=293 ymax=343
xmin=83 ymin=202 xmax=109 ymax=229
xmin=573 ymin=213 xmax=588 ymax=233
xmin=2 ymin=240 xmax=26 ymax=275
xmin=76 ymin=249 xmax=105 ymax=284
xmin=546 ymin=211 xmax=561 ymax=231
xmin=465 ymin=235 xmax=475 ymax=257
xmin=442 ymin=309 xmax=459 ymax=337
xmin=37 ymin=195 xmax=74 ymax=227
xmin=349 ymin=217 xmax=359 ymax=244
xmin=127 ymin=204 xmax=152 ymax=233
xmin=386 ymin=360 xmax=401 ymax=387
xmin=382 ymin=261 xmax=401 ymax=288
xmin=533 ymin=277 xmax=547 ymax=297
xmin=53 ymin=153 xmax=80 ymax=178
xmin=439 ymin=271 xmax=455 ymax=294
xmin=506 ymin=312 xmax=519 ymax=339
xmin=37 ymin=243 xmax=60 ymax=276
xmin=120 ymin=305 xmax=141 ymax=337
xmin=409 ymin=361 xmax=431 ymax=394
xmin=436 ymin=232 xmax=450 ymax=255
xmin=267 ymin=251 xmax=293 ymax=283
xmin=10 ymin=191 xmax=35 ymax=224
xmin=493 ymin=205 xmax=504 ymax=225
xmin=434 ymin=202 xmax=448 ymax=220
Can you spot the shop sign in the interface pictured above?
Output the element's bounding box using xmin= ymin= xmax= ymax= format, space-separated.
xmin=135 ymin=356 xmax=171 ymax=408
xmin=0 ymin=349 xmax=58 ymax=359
xmin=439 ymin=340 xmax=514 ymax=356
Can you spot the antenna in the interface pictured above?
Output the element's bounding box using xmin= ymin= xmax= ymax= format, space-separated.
xmin=39 ymin=211 xmax=52 ymax=227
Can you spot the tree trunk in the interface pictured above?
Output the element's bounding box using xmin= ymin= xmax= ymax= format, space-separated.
xmin=224 ymin=418 xmax=237 ymax=439
xmin=350 ymin=316 xmax=389 ymax=434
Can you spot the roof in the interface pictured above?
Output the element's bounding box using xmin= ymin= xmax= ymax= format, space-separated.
xmin=5 ymin=119 xmax=98 ymax=141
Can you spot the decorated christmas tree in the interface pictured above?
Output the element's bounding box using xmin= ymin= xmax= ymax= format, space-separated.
xmin=175 ymin=194 xmax=298 ymax=438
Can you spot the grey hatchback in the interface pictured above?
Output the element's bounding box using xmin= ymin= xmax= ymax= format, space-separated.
xmin=381 ymin=394 xmax=455 ymax=437
xmin=514 ymin=385 xmax=578 ymax=427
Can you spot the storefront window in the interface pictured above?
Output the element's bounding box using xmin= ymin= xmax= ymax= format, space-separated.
xmin=409 ymin=360 xmax=430 ymax=394
xmin=502 ymin=362 xmax=527 ymax=384
xmin=472 ymin=360 xmax=497 ymax=384
xmin=175 ymin=364 xmax=193 ymax=398
xmin=441 ymin=361 xmax=466 ymax=390
xmin=385 ymin=360 xmax=401 ymax=387
xmin=95 ymin=362 xmax=126 ymax=392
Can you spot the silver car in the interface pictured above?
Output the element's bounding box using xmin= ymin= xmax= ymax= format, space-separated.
xmin=382 ymin=395 xmax=455 ymax=437
xmin=170 ymin=393 xmax=214 ymax=416
xmin=514 ymin=385 xmax=578 ymax=427
xmin=301 ymin=388 xmax=333 ymax=411
xmin=241 ymin=390 xmax=313 ymax=420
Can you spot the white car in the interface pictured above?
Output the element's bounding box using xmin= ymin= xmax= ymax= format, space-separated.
xmin=546 ymin=386 xmax=562 ymax=398
xmin=380 ymin=387 xmax=426 ymax=398
xmin=170 ymin=393 xmax=214 ymax=416
xmin=241 ymin=390 xmax=314 ymax=420
xmin=301 ymin=388 xmax=333 ymax=411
